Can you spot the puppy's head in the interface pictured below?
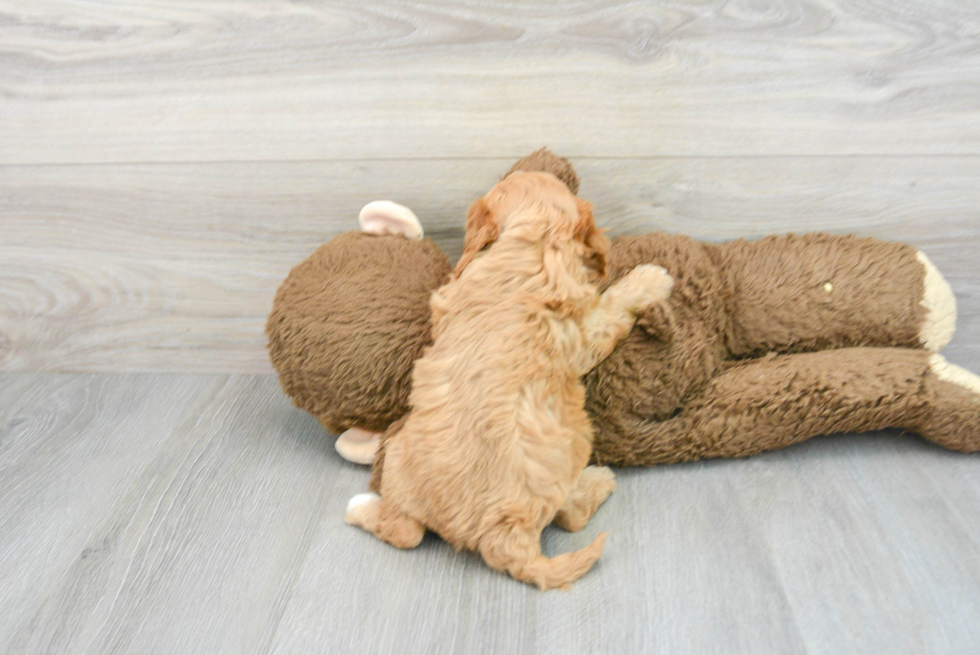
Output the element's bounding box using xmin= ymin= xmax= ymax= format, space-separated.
xmin=453 ymin=171 xmax=609 ymax=279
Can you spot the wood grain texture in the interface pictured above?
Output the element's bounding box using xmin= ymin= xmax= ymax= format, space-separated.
xmin=3 ymin=373 xmax=346 ymax=655
xmin=0 ymin=373 xmax=216 ymax=651
xmin=268 ymin=459 xmax=810 ymax=655
xmin=3 ymin=1 xmax=980 ymax=163
xmin=2 ymin=157 xmax=978 ymax=373
xmin=734 ymin=436 xmax=980 ymax=654
xmin=3 ymin=372 xmax=979 ymax=654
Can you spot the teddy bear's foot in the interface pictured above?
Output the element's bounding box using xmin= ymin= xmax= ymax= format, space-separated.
xmin=916 ymin=251 xmax=957 ymax=352
xmin=358 ymin=201 xmax=423 ymax=239
xmin=917 ymin=354 xmax=980 ymax=452
xmin=335 ymin=427 xmax=382 ymax=464
xmin=930 ymin=353 xmax=980 ymax=395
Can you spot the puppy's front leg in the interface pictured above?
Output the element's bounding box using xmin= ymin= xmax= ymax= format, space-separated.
xmin=577 ymin=265 xmax=673 ymax=373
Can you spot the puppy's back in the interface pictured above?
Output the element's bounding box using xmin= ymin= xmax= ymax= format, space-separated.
xmin=382 ymin=239 xmax=587 ymax=547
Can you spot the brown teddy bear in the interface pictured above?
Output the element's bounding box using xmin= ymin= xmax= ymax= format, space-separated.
xmin=266 ymin=150 xmax=980 ymax=479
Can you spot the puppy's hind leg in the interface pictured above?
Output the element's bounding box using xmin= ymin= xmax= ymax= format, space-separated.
xmin=479 ymin=515 xmax=607 ymax=591
xmin=345 ymin=493 xmax=425 ymax=549
xmin=554 ymin=466 xmax=617 ymax=532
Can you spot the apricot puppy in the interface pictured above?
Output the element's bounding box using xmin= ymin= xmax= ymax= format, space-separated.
xmin=346 ymin=172 xmax=672 ymax=590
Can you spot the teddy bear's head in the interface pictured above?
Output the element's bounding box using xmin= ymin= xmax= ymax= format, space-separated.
xmin=266 ymin=205 xmax=450 ymax=434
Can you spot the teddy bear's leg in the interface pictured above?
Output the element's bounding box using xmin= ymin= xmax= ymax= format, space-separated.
xmin=334 ymin=427 xmax=381 ymax=465
xmin=591 ymin=347 xmax=979 ymax=467
xmin=915 ymin=354 xmax=980 ymax=452
xmin=717 ymin=234 xmax=956 ymax=356
xmin=553 ymin=466 xmax=617 ymax=532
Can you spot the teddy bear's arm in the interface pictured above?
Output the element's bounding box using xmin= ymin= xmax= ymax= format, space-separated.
xmin=717 ymin=234 xmax=955 ymax=357
xmin=590 ymin=347 xmax=980 ymax=467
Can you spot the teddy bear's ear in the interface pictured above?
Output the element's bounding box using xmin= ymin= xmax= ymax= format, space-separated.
xmin=358 ymin=201 xmax=424 ymax=239
xmin=453 ymin=197 xmax=500 ymax=276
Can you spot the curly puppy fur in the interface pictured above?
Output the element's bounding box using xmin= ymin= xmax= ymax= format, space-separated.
xmin=346 ymin=172 xmax=672 ymax=590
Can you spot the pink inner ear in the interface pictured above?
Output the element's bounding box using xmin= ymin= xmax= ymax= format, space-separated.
xmin=358 ymin=201 xmax=424 ymax=239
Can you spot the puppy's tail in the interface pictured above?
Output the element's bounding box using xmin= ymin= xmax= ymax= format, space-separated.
xmin=480 ymin=531 xmax=608 ymax=591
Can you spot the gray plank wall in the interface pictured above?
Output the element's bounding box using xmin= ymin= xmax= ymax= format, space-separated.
xmin=1 ymin=0 xmax=978 ymax=373
xmin=3 ymin=2 xmax=980 ymax=655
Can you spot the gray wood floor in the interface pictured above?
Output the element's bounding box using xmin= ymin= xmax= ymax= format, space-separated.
xmin=3 ymin=1 xmax=980 ymax=653
xmin=1 ymin=371 xmax=978 ymax=655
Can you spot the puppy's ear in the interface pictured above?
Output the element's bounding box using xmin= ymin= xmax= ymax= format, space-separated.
xmin=453 ymin=197 xmax=499 ymax=276
xmin=576 ymin=199 xmax=609 ymax=279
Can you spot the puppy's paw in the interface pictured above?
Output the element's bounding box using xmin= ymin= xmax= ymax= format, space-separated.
xmin=554 ymin=466 xmax=618 ymax=533
xmin=618 ymin=264 xmax=673 ymax=312
xmin=345 ymin=492 xmax=381 ymax=528
xmin=581 ymin=465 xmax=617 ymax=500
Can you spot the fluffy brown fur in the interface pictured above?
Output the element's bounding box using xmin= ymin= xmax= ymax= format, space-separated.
xmin=266 ymin=231 xmax=450 ymax=434
xmin=584 ymin=233 xmax=955 ymax=464
xmin=345 ymin=172 xmax=672 ymax=590
xmin=503 ymin=147 xmax=580 ymax=195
